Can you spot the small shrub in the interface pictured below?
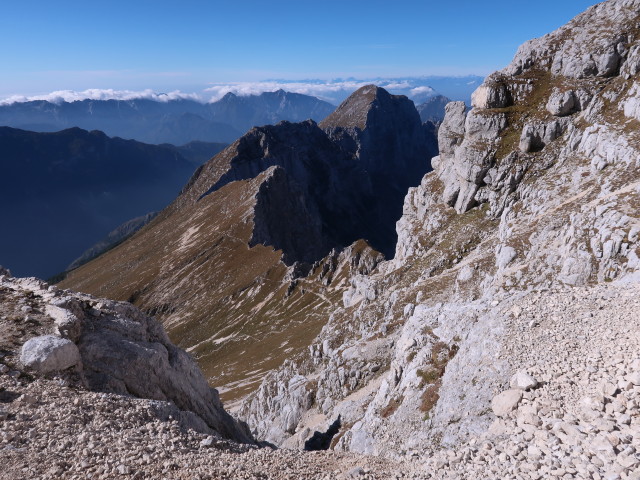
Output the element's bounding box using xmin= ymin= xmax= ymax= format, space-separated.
xmin=417 ymin=368 xmax=442 ymax=388
xmin=416 ymin=341 xmax=460 ymax=416
xmin=420 ymin=380 xmax=442 ymax=414
xmin=430 ymin=341 xmax=449 ymax=365
xmin=381 ymin=396 xmax=403 ymax=418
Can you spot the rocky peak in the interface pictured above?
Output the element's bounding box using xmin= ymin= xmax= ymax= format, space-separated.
xmin=320 ymin=85 xmax=390 ymax=131
xmin=319 ymin=85 xmax=430 ymax=173
xmin=60 ymin=85 xmax=437 ymax=400
xmin=220 ymin=92 xmax=238 ymax=101
xmin=175 ymin=86 xmax=435 ymax=262
xmin=506 ymin=0 xmax=640 ymax=79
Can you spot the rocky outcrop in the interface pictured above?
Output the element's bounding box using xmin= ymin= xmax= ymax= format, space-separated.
xmin=2 ymin=275 xmax=252 ymax=443
xmin=237 ymin=0 xmax=640 ymax=465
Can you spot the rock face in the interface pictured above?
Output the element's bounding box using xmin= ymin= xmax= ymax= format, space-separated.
xmin=60 ymin=86 xmax=436 ymax=400
xmin=2 ymin=275 xmax=252 ymax=443
xmin=235 ymin=0 xmax=640 ymax=468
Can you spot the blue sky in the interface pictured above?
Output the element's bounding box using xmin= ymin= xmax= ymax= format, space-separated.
xmin=0 ymin=0 xmax=598 ymax=98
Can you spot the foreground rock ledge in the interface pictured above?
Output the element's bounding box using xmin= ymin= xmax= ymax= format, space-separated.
xmin=2 ymin=274 xmax=252 ymax=444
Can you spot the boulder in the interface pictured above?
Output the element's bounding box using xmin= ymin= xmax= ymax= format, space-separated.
xmin=546 ymin=89 xmax=578 ymax=116
xmin=20 ymin=335 xmax=81 ymax=373
xmin=509 ymin=371 xmax=538 ymax=390
xmin=627 ymin=371 xmax=640 ymax=386
xmin=491 ymin=389 xmax=523 ymax=417
xmin=519 ymin=120 xmax=566 ymax=153
xmin=471 ymin=80 xmax=511 ymax=109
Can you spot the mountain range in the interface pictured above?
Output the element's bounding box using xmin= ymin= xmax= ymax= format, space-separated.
xmin=0 ymin=127 xmax=225 ymax=278
xmin=59 ymin=0 xmax=640 ymax=466
xmin=0 ymin=88 xmax=448 ymax=281
xmin=4 ymin=1 xmax=640 ymax=478
xmin=59 ymin=85 xmax=438 ymax=400
xmin=0 ymin=90 xmax=336 ymax=146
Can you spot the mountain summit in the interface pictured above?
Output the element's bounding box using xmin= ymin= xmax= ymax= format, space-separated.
xmin=60 ymin=86 xmax=437 ymax=399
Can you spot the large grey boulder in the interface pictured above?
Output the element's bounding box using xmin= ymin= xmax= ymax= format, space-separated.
xmin=546 ymin=89 xmax=578 ymax=116
xmin=20 ymin=335 xmax=81 ymax=373
xmin=471 ymin=76 xmax=511 ymax=109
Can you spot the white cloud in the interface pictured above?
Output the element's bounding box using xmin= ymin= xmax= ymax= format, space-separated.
xmin=0 ymin=76 xmax=483 ymax=106
xmin=0 ymin=88 xmax=203 ymax=105
xmin=410 ymin=86 xmax=436 ymax=96
xmin=204 ymin=81 xmax=374 ymax=103
xmin=203 ymin=79 xmax=444 ymax=104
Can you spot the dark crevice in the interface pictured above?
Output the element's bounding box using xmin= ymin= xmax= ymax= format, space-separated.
xmin=304 ymin=416 xmax=341 ymax=451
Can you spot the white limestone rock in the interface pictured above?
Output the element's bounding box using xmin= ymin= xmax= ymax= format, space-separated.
xmin=509 ymin=371 xmax=538 ymax=391
xmin=46 ymin=303 xmax=82 ymax=342
xmin=519 ymin=119 xmax=567 ymax=153
xmin=546 ymin=89 xmax=577 ymax=116
xmin=491 ymin=389 xmax=523 ymax=417
xmin=471 ymin=76 xmax=510 ymax=109
xmin=20 ymin=335 xmax=81 ymax=373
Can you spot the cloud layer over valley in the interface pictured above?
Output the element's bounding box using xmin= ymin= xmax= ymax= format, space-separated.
xmin=0 ymin=76 xmax=484 ymax=107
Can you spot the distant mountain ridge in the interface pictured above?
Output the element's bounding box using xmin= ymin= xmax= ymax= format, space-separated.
xmin=0 ymin=126 xmax=222 ymax=278
xmin=416 ymin=94 xmax=451 ymax=123
xmin=0 ymin=91 xmax=336 ymax=146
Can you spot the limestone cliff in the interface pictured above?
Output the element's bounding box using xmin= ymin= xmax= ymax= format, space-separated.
xmin=237 ymin=0 xmax=640 ymax=465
